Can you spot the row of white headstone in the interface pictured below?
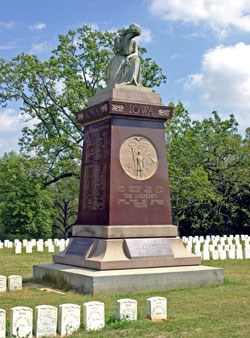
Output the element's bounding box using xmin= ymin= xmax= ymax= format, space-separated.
xmin=182 ymin=234 xmax=250 ymax=260
xmin=0 ymin=275 xmax=22 ymax=292
xmin=0 ymin=297 xmax=167 ymax=337
xmin=0 ymin=238 xmax=69 ymax=254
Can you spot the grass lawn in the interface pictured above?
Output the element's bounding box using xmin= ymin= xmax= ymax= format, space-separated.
xmin=0 ymin=247 xmax=250 ymax=337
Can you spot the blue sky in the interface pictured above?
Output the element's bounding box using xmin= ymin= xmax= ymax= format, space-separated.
xmin=1 ymin=0 xmax=250 ymax=155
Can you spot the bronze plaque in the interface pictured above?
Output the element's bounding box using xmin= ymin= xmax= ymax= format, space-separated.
xmin=66 ymin=238 xmax=94 ymax=256
xmin=124 ymin=238 xmax=173 ymax=258
xmin=119 ymin=136 xmax=158 ymax=180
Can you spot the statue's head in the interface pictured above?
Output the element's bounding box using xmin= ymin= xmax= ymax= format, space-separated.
xmin=127 ymin=23 xmax=141 ymax=37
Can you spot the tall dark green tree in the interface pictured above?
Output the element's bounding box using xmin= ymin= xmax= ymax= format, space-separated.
xmin=166 ymin=103 xmax=250 ymax=236
xmin=0 ymin=152 xmax=53 ymax=238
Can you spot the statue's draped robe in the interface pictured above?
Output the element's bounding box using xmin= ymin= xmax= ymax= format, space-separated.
xmin=108 ymin=34 xmax=141 ymax=86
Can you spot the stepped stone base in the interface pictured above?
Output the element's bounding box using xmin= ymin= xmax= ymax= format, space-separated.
xmin=33 ymin=263 xmax=224 ymax=295
xmin=52 ymin=236 xmax=201 ymax=270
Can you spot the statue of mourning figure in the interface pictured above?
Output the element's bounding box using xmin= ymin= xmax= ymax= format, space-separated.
xmin=108 ymin=23 xmax=142 ymax=87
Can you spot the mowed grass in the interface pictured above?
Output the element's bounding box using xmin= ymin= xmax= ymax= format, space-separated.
xmin=1 ymin=247 xmax=250 ymax=337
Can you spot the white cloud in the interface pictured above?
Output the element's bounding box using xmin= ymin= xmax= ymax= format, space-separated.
xmin=0 ymin=21 xmax=15 ymax=29
xmin=0 ymin=108 xmax=20 ymax=132
xmin=0 ymin=43 xmax=18 ymax=50
xmin=185 ymin=42 xmax=250 ymax=108
xmin=29 ymin=22 xmax=46 ymax=30
xmin=138 ymin=28 xmax=153 ymax=44
xmin=149 ymin=0 xmax=250 ymax=36
xmin=182 ymin=42 xmax=250 ymax=131
xmin=30 ymin=42 xmax=48 ymax=54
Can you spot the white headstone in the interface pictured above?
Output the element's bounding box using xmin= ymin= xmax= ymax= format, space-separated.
xmin=202 ymin=251 xmax=210 ymax=260
xmin=37 ymin=242 xmax=44 ymax=252
xmin=48 ymin=244 xmax=55 ymax=253
xmin=8 ymin=275 xmax=22 ymax=291
xmin=227 ymin=250 xmax=236 ymax=259
xmin=0 ymin=241 xmax=3 ymax=249
xmin=15 ymin=242 xmax=22 ymax=254
xmin=83 ymin=301 xmax=105 ymax=330
xmin=116 ymin=298 xmax=137 ymax=321
xmin=243 ymin=248 xmax=250 ymax=259
xmin=147 ymin=297 xmax=167 ymax=321
xmin=211 ymin=250 xmax=219 ymax=260
xmin=26 ymin=243 xmax=33 ymax=253
xmin=31 ymin=239 xmax=37 ymax=246
xmin=35 ymin=305 xmax=57 ymax=338
xmin=7 ymin=241 xmax=13 ymax=248
xmin=0 ymin=309 xmax=5 ymax=338
xmin=4 ymin=240 xmax=9 ymax=247
xmin=235 ymin=249 xmax=243 ymax=259
xmin=0 ymin=276 xmax=7 ymax=293
xmin=58 ymin=303 xmax=80 ymax=336
xmin=10 ymin=306 xmax=33 ymax=338
xmin=219 ymin=250 xmax=227 ymax=260
xmin=22 ymin=239 xmax=28 ymax=247
xmin=59 ymin=239 xmax=66 ymax=252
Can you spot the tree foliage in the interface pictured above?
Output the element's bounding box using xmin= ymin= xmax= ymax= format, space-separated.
xmin=166 ymin=103 xmax=250 ymax=236
xmin=0 ymin=25 xmax=166 ymax=185
xmin=0 ymin=152 xmax=53 ymax=238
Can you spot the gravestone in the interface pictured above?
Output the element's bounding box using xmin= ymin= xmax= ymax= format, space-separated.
xmin=147 ymin=296 xmax=167 ymax=321
xmin=37 ymin=241 xmax=44 ymax=252
xmin=58 ymin=303 xmax=80 ymax=336
xmin=35 ymin=305 xmax=57 ymax=337
xmin=83 ymin=301 xmax=104 ymax=330
xmin=15 ymin=242 xmax=22 ymax=254
xmin=116 ymin=298 xmax=137 ymax=321
xmin=10 ymin=306 xmax=33 ymax=338
xmin=34 ymin=23 xmax=224 ymax=294
xmin=8 ymin=275 xmax=22 ymax=291
xmin=48 ymin=244 xmax=55 ymax=253
xmin=0 ymin=309 xmax=5 ymax=338
xmin=0 ymin=276 xmax=6 ymax=293
xmin=23 ymin=239 xmax=28 ymax=246
xmin=26 ymin=243 xmax=33 ymax=253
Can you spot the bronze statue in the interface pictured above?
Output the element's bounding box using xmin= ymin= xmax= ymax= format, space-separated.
xmin=108 ymin=23 xmax=142 ymax=86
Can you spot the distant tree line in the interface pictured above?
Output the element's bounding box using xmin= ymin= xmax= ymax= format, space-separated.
xmin=0 ymin=25 xmax=249 ymax=238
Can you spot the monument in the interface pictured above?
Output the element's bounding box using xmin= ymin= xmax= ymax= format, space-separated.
xmin=33 ymin=23 xmax=224 ymax=294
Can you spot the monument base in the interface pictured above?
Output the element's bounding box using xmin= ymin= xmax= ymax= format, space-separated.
xmin=33 ymin=263 xmax=224 ymax=295
xmin=52 ymin=235 xmax=201 ymax=270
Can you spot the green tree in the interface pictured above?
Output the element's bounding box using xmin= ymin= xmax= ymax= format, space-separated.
xmin=0 ymin=152 xmax=53 ymax=238
xmin=0 ymin=25 xmax=166 ymax=185
xmin=166 ymin=104 xmax=250 ymax=236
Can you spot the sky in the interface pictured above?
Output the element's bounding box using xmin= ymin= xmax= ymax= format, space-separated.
xmin=1 ymin=0 xmax=250 ymax=156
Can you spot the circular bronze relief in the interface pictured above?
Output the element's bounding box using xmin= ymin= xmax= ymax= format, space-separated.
xmin=119 ymin=136 xmax=159 ymax=180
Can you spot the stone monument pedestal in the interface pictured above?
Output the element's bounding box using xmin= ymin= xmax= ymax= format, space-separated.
xmin=33 ymin=85 xmax=224 ymax=293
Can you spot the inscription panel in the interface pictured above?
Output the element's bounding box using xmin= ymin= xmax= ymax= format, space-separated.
xmin=66 ymin=238 xmax=94 ymax=256
xmin=125 ymin=238 xmax=173 ymax=258
xmin=116 ymin=184 xmax=164 ymax=208
xmin=81 ymin=123 xmax=109 ymax=211
xmin=76 ymin=101 xmax=173 ymax=124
